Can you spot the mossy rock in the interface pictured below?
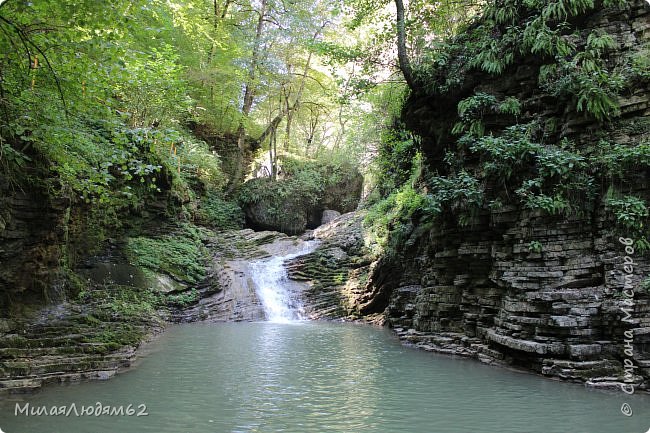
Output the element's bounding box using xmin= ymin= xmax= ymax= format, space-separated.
xmin=239 ymin=159 xmax=363 ymax=235
xmin=243 ymin=184 xmax=311 ymax=234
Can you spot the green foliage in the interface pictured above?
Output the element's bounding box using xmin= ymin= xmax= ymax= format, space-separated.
xmin=125 ymin=224 xmax=210 ymax=284
xmin=364 ymin=183 xmax=421 ymax=255
xmin=426 ymin=171 xmax=484 ymax=213
xmin=635 ymin=238 xmax=650 ymax=254
xmin=370 ymin=126 xmax=419 ymax=197
xmin=522 ymin=17 xmax=575 ymax=57
xmin=453 ymin=94 xmax=522 ymax=137
xmin=366 ymin=130 xmax=486 ymax=254
xmin=109 ymin=43 xmax=194 ymax=128
xmin=77 ymin=284 xmax=157 ymax=321
xmin=628 ymin=44 xmax=650 ymax=81
xmin=468 ymin=124 xmax=539 ymax=179
xmin=240 ymin=164 xmax=318 ymax=210
xmin=458 ymin=120 xmax=605 ymax=217
xmin=178 ymin=134 xmax=228 ymax=193
xmin=540 ymin=0 xmax=594 ymax=21
xmin=536 ymin=145 xmax=587 ymax=178
xmin=605 ymin=193 xmax=648 ymax=231
xmin=196 ymin=192 xmax=245 ymax=230
xmin=0 ymin=0 xmax=231 ymax=218
xmin=368 ymin=0 xmax=647 ymax=263
xmin=535 ymin=29 xmax=622 ymax=121
xmin=238 ymin=156 xmax=360 ymax=228
xmin=498 ymin=97 xmax=522 ymax=116
xmin=453 ymin=93 xmax=498 ymax=136
xmin=528 ymin=240 xmax=543 ymax=253
xmin=486 ymin=2 xmax=518 ymax=24
xmin=165 ymin=289 xmax=200 ymax=308
xmin=590 ymin=140 xmax=650 ymax=179
xmin=413 ymin=0 xmax=629 ymax=123
xmin=517 ymin=186 xmax=571 ymax=215
xmin=365 ymin=167 xmax=485 ymax=255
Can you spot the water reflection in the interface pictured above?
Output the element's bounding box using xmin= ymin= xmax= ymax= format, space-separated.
xmin=0 ymin=322 xmax=648 ymax=433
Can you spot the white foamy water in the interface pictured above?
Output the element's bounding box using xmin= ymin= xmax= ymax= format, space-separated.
xmin=249 ymin=240 xmax=318 ymax=322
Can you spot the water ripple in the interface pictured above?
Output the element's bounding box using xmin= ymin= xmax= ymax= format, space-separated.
xmin=1 ymin=322 xmax=648 ymax=433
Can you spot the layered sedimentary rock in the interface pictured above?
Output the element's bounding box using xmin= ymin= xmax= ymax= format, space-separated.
xmin=381 ymin=0 xmax=650 ymax=387
xmin=0 ymin=186 xmax=70 ymax=312
xmin=291 ymin=1 xmax=650 ymax=388
xmin=382 ymin=204 xmax=649 ymax=387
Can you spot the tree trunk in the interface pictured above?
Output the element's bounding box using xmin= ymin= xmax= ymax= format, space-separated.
xmin=241 ymin=0 xmax=268 ymax=124
xmin=272 ymin=126 xmax=278 ymax=180
xmin=395 ymin=0 xmax=415 ymax=90
xmin=207 ymin=0 xmax=232 ymax=65
xmin=227 ymin=0 xmax=268 ymax=194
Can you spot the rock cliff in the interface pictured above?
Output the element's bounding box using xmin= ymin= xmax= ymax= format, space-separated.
xmin=382 ymin=0 xmax=650 ymax=388
xmin=291 ymin=0 xmax=650 ymax=389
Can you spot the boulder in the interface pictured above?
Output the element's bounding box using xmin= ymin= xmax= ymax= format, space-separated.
xmin=244 ymin=196 xmax=309 ymax=235
xmin=321 ymin=172 xmax=363 ymax=213
xmin=241 ymin=168 xmax=363 ymax=235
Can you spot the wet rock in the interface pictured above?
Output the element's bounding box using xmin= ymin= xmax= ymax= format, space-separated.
xmin=321 ymin=210 xmax=341 ymax=226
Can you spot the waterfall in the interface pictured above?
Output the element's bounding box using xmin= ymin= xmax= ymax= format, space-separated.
xmin=249 ymin=240 xmax=318 ymax=323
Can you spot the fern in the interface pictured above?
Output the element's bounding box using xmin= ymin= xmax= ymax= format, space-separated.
xmin=491 ymin=3 xmax=519 ymax=24
xmin=469 ymin=42 xmax=508 ymax=74
xmin=575 ymin=72 xmax=622 ymax=121
xmin=586 ymin=32 xmax=617 ymax=53
xmin=542 ymin=1 xmax=570 ymax=21
xmin=564 ymin=0 xmax=594 ymax=16
xmin=498 ymin=97 xmax=522 ymax=116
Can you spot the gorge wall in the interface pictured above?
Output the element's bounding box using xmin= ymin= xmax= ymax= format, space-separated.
xmin=382 ymin=0 xmax=650 ymax=387
xmin=0 ymin=185 xmax=69 ymax=312
xmin=290 ymin=0 xmax=650 ymax=388
xmin=0 ymin=165 xmax=174 ymax=315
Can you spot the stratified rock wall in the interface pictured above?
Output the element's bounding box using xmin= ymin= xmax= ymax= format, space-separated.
xmin=0 ymin=172 xmax=173 ymax=315
xmin=0 ymin=186 xmax=69 ymax=312
xmin=378 ymin=0 xmax=650 ymax=387
xmin=384 ymin=203 xmax=649 ymax=385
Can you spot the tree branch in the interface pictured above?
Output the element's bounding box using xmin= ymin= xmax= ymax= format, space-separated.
xmin=0 ymin=15 xmax=68 ymax=117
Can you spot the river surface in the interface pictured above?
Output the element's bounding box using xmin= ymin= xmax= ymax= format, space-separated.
xmin=0 ymin=321 xmax=649 ymax=433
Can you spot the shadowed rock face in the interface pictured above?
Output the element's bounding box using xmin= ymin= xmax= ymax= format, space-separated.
xmin=0 ymin=165 xmax=174 ymax=314
xmin=0 ymin=188 xmax=70 ymax=312
xmin=244 ymin=191 xmax=310 ymax=235
xmin=379 ymin=0 xmax=650 ymax=388
xmin=321 ymin=210 xmax=341 ymax=225
xmin=284 ymin=1 xmax=650 ymax=389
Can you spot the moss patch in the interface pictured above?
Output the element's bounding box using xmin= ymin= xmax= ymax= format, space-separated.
xmin=125 ymin=223 xmax=212 ymax=284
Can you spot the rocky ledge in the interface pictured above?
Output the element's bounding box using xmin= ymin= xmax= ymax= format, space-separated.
xmin=0 ymin=227 xmax=316 ymax=394
xmin=0 ymin=302 xmax=165 ymax=395
xmin=287 ymin=210 xmax=650 ymax=392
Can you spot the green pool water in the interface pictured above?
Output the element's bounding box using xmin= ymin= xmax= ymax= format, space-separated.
xmin=1 ymin=321 xmax=648 ymax=433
